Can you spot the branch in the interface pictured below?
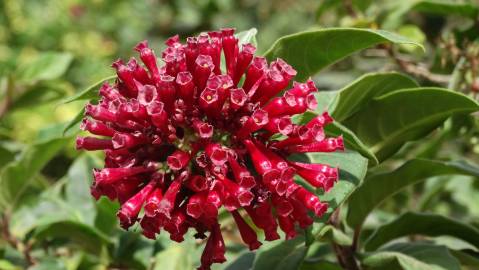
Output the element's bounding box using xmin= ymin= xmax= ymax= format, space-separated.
xmin=386 ymin=46 xmax=451 ymax=85
xmin=1 ymin=212 xmax=36 ymax=265
xmin=329 ymin=208 xmax=361 ymax=270
xmin=343 ymin=0 xmax=358 ymax=18
xmin=0 ymin=76 xmax=13 ymax=119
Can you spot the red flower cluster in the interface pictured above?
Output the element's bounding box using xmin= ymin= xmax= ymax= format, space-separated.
xmin=76 ymin=28 xmax=344 ymax=269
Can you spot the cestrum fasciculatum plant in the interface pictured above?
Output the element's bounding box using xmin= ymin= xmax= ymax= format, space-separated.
xmin=76 ymin=28 xmax=344 ymax=269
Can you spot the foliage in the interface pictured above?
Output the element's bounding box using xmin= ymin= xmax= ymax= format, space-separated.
xmin=1 ymin=0 xmax=479 ymax=269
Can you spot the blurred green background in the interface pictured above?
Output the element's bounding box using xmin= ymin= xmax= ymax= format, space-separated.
xmin=1 ymin=0 xmax=479 ymax=269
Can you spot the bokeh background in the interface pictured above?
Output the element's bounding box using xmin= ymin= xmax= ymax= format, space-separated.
xmin=1 ymin=0 xmax=479 ymax=269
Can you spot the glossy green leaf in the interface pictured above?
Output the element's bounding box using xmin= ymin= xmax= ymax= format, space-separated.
xmin=60 ymin=75 xmax=116 ymax=105
xmin=17 ymin=52 xmax=73 ymax=83
xmin=94 ymin=197 xmax=119 ymax=235
xmin=263 ymin=28 xmax=423 ymax=81
xmin=362 ymin=243 xmax=461 ymax=270
xmin=383 ymin=1 xmax=479 ymax=29
xmin=0 ymin=145 xmax=15 ymax=169
xmin=225 ymin=252 xmax=256 ymax=270
xmin=0 ymin=260 xmax=22 ymax=270
xmin=347 ymin=158 xmax=479 ymax=229
xmin=365 ymin=212 xmax=479 ymax=251
xmin=412 ymin=0 xmax=479 ymax=19
xmin=65 ymin=155 xmax=98 ymax=225
xmin=153 ymin=244 xmax=194 ymax=270
xmin=325 ymin=121 xmax=378 ymax=165
xmin=10 ymin=82 xmax=71 ymax=111
xmin=29 ymin=257 xmax=67 ymax=270
xmin=34 ymin=220 xmax=111 ymax=254
xmin=449 ymin=249 xmax=479 ymax=268
xmin=317 ymin=225 xmax=353 ymax=246
xmin=112 ymin=231 xmax=155 ymax=269
xmin=63 ymin=108 xmax=85 ymax=136
xmin=342 ymin=88 xmax=479 ymax=161
xmin=252 ymin=236 xmax=308 ymax=270
xmin=0 ymin=137 xmax=71 ymax=210
xmin=10 ymin=195 xmax=77 ymax=239
xmin=314 ymin=91 xmax=339 ymax=113
xmin=331 ymin=72 xmax=418 ymax=122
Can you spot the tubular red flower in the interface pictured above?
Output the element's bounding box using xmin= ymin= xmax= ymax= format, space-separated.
xmin=77 ymin=29 xmax=345 ymax=269
xmin=292 ymin=187 xmax=328 ymax=217
xmin=205 ymin=143 xmax=228 ymax=166
xmin=176 ymin=71 xmax=195 ymax=107
xmin=144 ymin=187 xmax=163 ymax=217
xmin=112 ymin=132 xmax=147 ymax=149
xmin=278 ymin=215 xmax=297 ymax=240
xmin=156 ymin=174 xmax=183 ymax=218
xmin=135 ymin=40 xmax=161 ymax=83
xmin=231 ymin=210 xmax=262 ymax=250
xmin=195 ymin=55 xmax=214 ymax=92
xmin=117 ymin=179 xmax=156 ymax=229
xmin=76 ymin=136 xmax=113 ymax=150
xmin=221 ymin=28 xmax=238 ymax=77
xmin=243 ymin=57 xmax=267 ymax=92
xmin=85 ymin=103 xmax=117 ymax=122
xmin=167 ymin=150 xmax=191 ymax=170
xmin=233 ymin=44 xmax=256 ymax=86
xmin=236 ymin=109 xmax=269 ymax=138
xmin=285 ymin=136 xmax=344 ymax=153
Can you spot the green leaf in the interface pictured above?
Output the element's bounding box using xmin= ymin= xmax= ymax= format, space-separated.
xmin=63 ymin=108 xmax=85 ymax=136
xmin=449 ymin=249 xmax=479 ymax=268
xmin=0 ymin=260 xmax=22 ymax=270
xmin=114 ymin=231 xmax=157 ymax=269
xmin=236 ymin=28 xmax=258 ymax=47
xmin=29 ymin=257 xmax=67 ymax=270
xmin=325 ymin=121 xmax=378 ymax=166
xmin=383 ymin=0 xmax=479 ymax=29
xmin=0 ymin=145 xmax=15 ymax=169
xmin=0 ymin=137 xmax=71 ymax=210
xmin=317 ymin=225 xmax=353 ymax=246
xmin=296 ymin=150 xmax=368 ymax=223
xmin=347 ymin=158 xmax=479 ymax=229
xmin=252 ymin=236 xmax=308 ymax=270
xmin=225 ymin=251 xmax=256 ymax=270
xmin=331 ymin=72 xmax=418 ymax=122
xmin=17 ymin=52 xmax=73 ymax=83
xmin=263 ymin=28 xmax=423 ymax=81
xmin=10 ymin=82 xmax=71 ymax=111
xmin=65 ymin=155 xmax=98 ymax=225
xmin=94 ymin=197 xmax=119 ymax=235
xmin=315 ymin=91 xmax=339 ymax=113
xmin=9 ymin=190 xmax=76 ymax=239
xmin=153 ymin=244 xmax=194 ymax=270
xmin=342 ymin=88 xmax=479 ymax=161
xmin=412 ymin=0 xmax=479 ymax=19
xmin=34 ymin=220 xmax=111 ymax=254
xmin=365 ymin=212 xmax=479 ymax=252
xmin=60 ymin=75 xmax=116 ymax=105
xmin=362 ymin=243 xmax=461 ymax=270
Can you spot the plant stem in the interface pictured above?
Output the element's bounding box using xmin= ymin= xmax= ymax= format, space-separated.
xmin=385 ymin=46 xmax=451 ymax=85
xmin=329 ymin=208 xmax=361 ymax=270
xmin=0 ymin=76 xmax=13 ymax=119
xmin=0 ymin=211 xmax=36 ymax=265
